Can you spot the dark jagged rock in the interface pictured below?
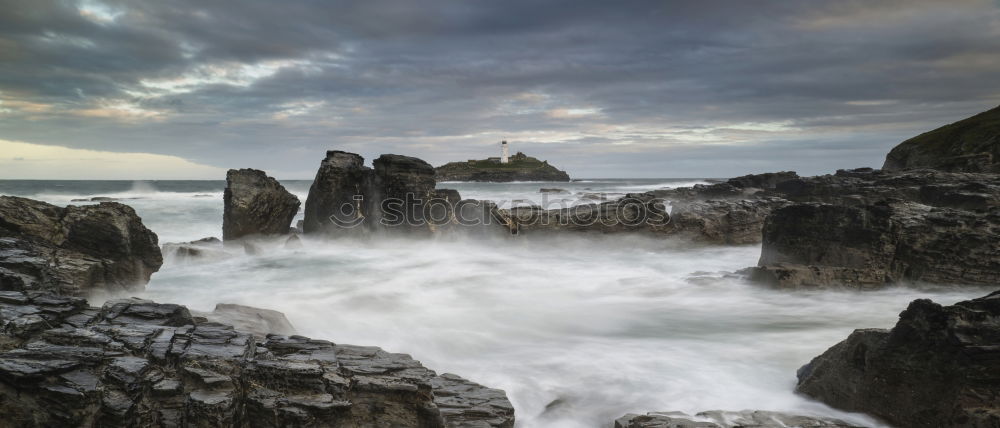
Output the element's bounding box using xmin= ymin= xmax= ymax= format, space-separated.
xmin=435 ymin=153 xmax=570 ymax=182
xmin=752 ymin=201 xmax=1000 ymax=288
xmin=667 ymin=198 xmax=789 ymax=245
xmin=499 ymin=198 xmax=671 ymax=236
xmin=641 ymin=172 xmax=799 ymax=202
xmin=883 ymin=104 xmax=1000 ymax=173
xmin=500 ymin=196 xmax=785 ymax=245
xmin=796 ymin=291 xmax=1000 ymax=428
xmin=774 ymin=168 xmax=1000 ymax=211
xmin=0 ymin=291 xmax=515 ymax=427
xmin=303 ymin=151 xmax=371 ymax=235
xmin=725 ymin=171 xmax=800 ymax=190
xmin=223 ymin=169 xmax=300 ymax=241
xmin=614 ymin=410 xmax=863 ymax=428
xmin=304 ymin=151 xmax=506 ymax=236
xmin=0 ymin=196 xmax=162 ymax=296
xmin=370 ymin=154 xmax=438 ymax=233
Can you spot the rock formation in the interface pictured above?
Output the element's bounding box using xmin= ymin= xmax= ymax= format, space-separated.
xmin=304 ymin=151 xmax=494 ymax=236
xmin=752 ymin=201 xmax=1000 ymax=288
xmin=640 ymin=171 xmax=799 ymax=202
xmin=198 ymin=303 xmax=296 ymax=338
xmin=883 ymin=104 xmax=1000 ymax=173
xmin=303 ymin=151 xmax=370 ymax=235
xmin=796 ymin=290 xmax=1000 ymax=428
xmin=774 ymin=168 xmax=1000 ymax=210
xmin=223 ymin=169 xmax=300 ymax=241
xmin=435 ymin=153 xmax=570 ymax=182
xmin=161 ymin=237 xmax=231 ymax=264
xmin=0 ymin=291 xmax=515 ymax=427
xmin=614 ymin=411 xmax=863 ymax=428
xmin=0 ymin=196 xmax=162 ymax=296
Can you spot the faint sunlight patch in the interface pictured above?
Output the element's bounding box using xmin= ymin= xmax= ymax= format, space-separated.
xmin=546 ymin=108 xmax=603 ymax=119
xmin=74 ymin=100 xmax=165 ymax=120
xmin=716 ymin=121 xmax=798 ymax=132
xmin=0 ymin=139 xmax=225 ymax=180
xmin=273 ymin=100 xmax=326 ymax=120
xmin=77 ymin=0 xmax=125 ymax=23
xmin=846 ymin=100 xmax=899 ymax=106
xmin=135 ymin=59 xmax=313 ymax=96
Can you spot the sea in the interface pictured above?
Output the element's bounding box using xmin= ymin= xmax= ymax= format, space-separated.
xmin=0 ymin=178 xmax=989 ymax=428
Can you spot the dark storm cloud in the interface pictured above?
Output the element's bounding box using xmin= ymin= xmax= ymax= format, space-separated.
xmin=0 ymin=0 xmax=998 ymax=178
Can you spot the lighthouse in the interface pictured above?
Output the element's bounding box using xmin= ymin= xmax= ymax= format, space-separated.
xmin=501 ymin=140 xmax=510 ymax=164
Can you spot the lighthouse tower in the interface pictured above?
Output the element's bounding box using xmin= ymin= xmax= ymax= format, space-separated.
xmin=501 ymin=140 xmax=510 ymax=164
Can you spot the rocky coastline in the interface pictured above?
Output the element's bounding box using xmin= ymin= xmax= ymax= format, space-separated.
xmin=1 ymin=105 xmax=999 ymax=426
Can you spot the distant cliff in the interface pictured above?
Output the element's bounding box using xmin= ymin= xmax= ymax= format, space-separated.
xmin=883 ymin=104 xmax=1000 ymax=173
xmin=436 ymin=152 xmax=570 ymax=182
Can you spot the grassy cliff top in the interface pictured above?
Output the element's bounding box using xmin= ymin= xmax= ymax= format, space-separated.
xmin=438 ymin=155 xmax=553 ymax=171
xmin=884 ymin=105 xmax=1000 ymax=172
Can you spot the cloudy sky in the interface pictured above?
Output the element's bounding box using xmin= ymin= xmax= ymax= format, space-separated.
xmin=1 ymin=0 xmax=999 ymax=179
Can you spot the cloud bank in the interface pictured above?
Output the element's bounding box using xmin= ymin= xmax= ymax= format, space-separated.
xmin=0 ymin=0 xmax=998 ymax=178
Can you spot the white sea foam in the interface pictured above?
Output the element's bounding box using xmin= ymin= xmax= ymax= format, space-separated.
xmin=6 ymin=179 xmax=987 ymax=428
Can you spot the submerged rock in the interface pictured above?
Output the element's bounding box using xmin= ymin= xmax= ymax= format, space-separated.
xmin=0 ymin=196 xmax=162 ymax=296
xmin=796 ymin=290 xmax=1000 ymax=428
xmin=198 ymin=303 xmax=296 ymax=338
xmin=614 ymin=410 xmax=863 ymax=428
xmin=223 ymin=169 xmax=300 ymax=240
xmin=161 ymin=237 xmax=231 ymax=264
xmin=0 ymin=291 xmax=515 ymax=427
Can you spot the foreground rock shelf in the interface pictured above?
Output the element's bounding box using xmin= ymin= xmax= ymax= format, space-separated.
xmin=797 ymin=290 xmax=1000 ymax=428
xmin=0 ymin=291 xmax=514 ymax=427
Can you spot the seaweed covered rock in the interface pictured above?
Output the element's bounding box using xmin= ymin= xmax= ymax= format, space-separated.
xmin=0 ymin=196 xmax=162 ymax=296
xmin=796 ymin=290 xmax=1000 ymax=428
xmin=0 ymin=291 xmax=515 ymax=427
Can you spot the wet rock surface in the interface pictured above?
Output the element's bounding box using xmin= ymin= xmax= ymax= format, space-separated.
xmin=796 ymin=290 xmax=1000 ymax=428
xmin=0 ymin=291 xmax=515 ymax=427
xmin=614 ymin=410 xmax=863 ymax=428
xmin=774 ymin=168 xmax=1000 ymax=211
xmin=752 ymin=201 xmax=1000 ymax=288
xmin=161 ymin=237 xmax=231 ymax=264
xmin=223 ymin=169 xmax=301 ymax=241
xmin=0 ymin=196 xmax=162 ymax=296
xmin=304 ymin=151 xmax=509 ymax=237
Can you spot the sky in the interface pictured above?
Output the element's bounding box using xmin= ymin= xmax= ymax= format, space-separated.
xmin=1 ymin=0 xmax=999 ymax=179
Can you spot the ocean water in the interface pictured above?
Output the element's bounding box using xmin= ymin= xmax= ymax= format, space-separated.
xmin=0 ymin=179 xmax=990 ymax=428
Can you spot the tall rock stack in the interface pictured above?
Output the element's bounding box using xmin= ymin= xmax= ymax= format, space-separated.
xmin=303 ymin=151 xmax=373 ymax=235
xmin=303 ymin=151 xmax=448 ymax=235
xmin=370 ymin=154 xmax=438 ymax=232
xmin=222 ymin=169 xmax=301 ymax=241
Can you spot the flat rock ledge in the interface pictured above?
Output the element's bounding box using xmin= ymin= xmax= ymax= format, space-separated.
xmin=614 ymin=410 xmax=864 ymax=428
xmin=0 ymin=291 xmax=514 ymax=427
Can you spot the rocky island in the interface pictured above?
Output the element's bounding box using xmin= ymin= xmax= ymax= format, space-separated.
xmin=435 ymin=141 xmax=570 ymax=182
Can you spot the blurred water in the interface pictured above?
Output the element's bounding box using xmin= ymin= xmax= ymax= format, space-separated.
xmin=1 ymin=179 xmax=988 ymax=428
